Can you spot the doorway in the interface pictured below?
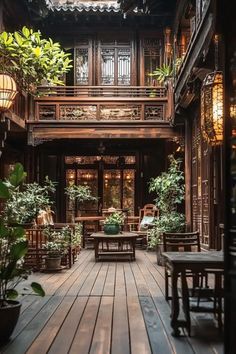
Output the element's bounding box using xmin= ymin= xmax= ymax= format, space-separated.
xmin=65 ymin=155 xmax=136 ymax=221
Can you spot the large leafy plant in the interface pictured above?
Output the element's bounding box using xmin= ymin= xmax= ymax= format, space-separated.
xmin=148 ymin=155 xmax=185 ymax=247
xmin=0 ymin=164 xmax=45 ymax=305
xmin=0 ymin=26 xmax=72 ymax=94
xmin=4 ymin=176 xmax=57 ymax=225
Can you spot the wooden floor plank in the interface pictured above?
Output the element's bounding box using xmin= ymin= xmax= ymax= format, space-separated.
xmin=78 ymin=262 xmax=103 ymax=296
xmin=48 ymin=296 xmax=88 ymax=354
xmin=130 ymin=261 xmax=150 ymax=296
xmin=115 ymin=263 xmax=126 ymax=296
xmin=66 ymin=260 xmax=95 ymax=296
xmin=90 ymin=296 xmax=113 ymax=354
xmin=55 ymin=251 xmax=93 ymax=296
xmin=69 ymin=296 xmax=101 ymax=354
xmin=103 ymin=263 xmax=116 ymax=296
xmin=91 ymin=263 xmax=109 ymax=296
xmin=111 ymin=296 xmax=130 ymax=354
xmin=124 ymin=263 xmax=138 ymax=296
xmin=26 ymin=296 xmax=76 ymax=354
xmin=139 ymin=251 xmax=196 ymax=353
xmin=127 ymin=296 xmax=152 ymax=354
xmin=140 ymin=296 xmax=174 ymax=354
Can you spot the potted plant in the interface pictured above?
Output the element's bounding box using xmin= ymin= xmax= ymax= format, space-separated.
xmin=148 ymin=155 xmax=185 ymax=264
xmin=0 ymin=26 xmax=72 ymax=95
xmin=42 ymin=227 xmax=69 ymax=270
xmin=103 ymin=212 xmax=125 ymax=235
xmin=0 ymin=163 xmax=45 ymax=342
xmin=65 ymin=184 xmax=97 ymax=222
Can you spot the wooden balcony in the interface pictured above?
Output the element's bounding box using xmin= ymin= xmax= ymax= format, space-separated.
xmin=28 ymin=86 xmax=176 ymax=145
xmin=33 ymin=86 xmax=171 ymax=122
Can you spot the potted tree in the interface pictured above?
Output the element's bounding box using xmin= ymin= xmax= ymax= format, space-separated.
xmin=0 ymin=163 xmax=45 ymax=342
xmin=103 ymin=212 xmax=125 ymax=235
xmin=148 ymin=155 xmax=186 ymax=264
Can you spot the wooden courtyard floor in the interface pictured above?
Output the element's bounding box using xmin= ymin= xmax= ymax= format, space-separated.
xmin=0 ymin=250 xmax=223 ymax=354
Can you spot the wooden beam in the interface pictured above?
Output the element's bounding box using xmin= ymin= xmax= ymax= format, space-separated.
xmin=174 ymin=12 xmax=214 ymax=104
xmin=28 ymin=123 xmax=178 ymax=145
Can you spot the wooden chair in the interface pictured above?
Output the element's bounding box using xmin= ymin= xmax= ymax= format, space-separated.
xmin=135 ymin=204 xmax=159 ymax=247
xmin=163 ymin=231 xmax=201 ymax=301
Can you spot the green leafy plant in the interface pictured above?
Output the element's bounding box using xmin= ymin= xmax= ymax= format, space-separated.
xmin=65 ymin=184 xmax=97 ymax=204
xmin=149 ymin=64 xmax=173 ymax=84
xmin=0 ymin=163 xmax=45 ymax=305
xmin=73 ymin=223 xmax=82 ymax=247
xmin=0 ymin=26 xmax=72 ymax=94
xmin=148 ymin=155 xmax=185 ymax=247
xmin=149 ymin=58 xmax=183 ymax=84
xmin=4 ymin=176 xmax=57 ymax=225
xmin=42 ymin=227 xmax=69 ymax=258
xmin=104 ymin=212 xmax=125 ymax=226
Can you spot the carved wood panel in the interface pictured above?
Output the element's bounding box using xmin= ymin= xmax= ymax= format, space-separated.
xmin=191 ymin=116 xmax=202 ymax=237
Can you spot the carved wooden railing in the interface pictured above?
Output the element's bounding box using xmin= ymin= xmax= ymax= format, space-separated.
xmin=33 ymin=85 xmax=170 ymax=122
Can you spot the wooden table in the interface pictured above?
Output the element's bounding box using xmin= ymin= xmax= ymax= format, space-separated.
xmin=92 ymin=231 xmax=138 ymax=261
xmin=162 ymin=251 xmax=224 ymax=337
xmin=75 ymin=216 xmax=105 ymax=248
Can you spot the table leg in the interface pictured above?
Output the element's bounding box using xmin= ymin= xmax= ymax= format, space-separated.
xmin=170 ymin=268 xmax=181 ymax=336
xmin=133 ymin=239 xmax=136 ymax=260
xmin=82 ymin=221 xmax=85 ymax=248
xmin=181 ymin=270 xmax=191 ymax=336
xmin=94 ymin=239 xmax=99 ymax=261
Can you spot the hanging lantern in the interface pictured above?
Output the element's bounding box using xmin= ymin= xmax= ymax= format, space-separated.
xmin=201 ymin=71 xmax=223 ymax=145
xmin=0 ymin=74 xmax=17 ymax=111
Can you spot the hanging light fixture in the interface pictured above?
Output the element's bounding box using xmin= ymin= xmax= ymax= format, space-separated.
xmin=0 ymin=74 xmax=17 ymax=111
xmin=201 ymin=35 xmax=223 ymax=145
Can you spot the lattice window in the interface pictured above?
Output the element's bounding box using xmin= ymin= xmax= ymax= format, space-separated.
xmin=101 ymin=48 xmax=115 ymax=85
xmin=60 ymin=105 xmax=97 ymax=120
xmin=145 ymin=105 xmax=164 ymax=120
xmin=100 ymin=105 xmax=141 ymax=120
xmin=118 ymin=48 xmax=131 ymax=85
xmin=75 ymin=48 xmax=89 ymax=85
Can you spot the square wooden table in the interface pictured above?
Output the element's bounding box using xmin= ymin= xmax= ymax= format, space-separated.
xmin=162 ymin=251 xmax=224 ymax=336
xmin=91 ymin=231 xmax=138 ymax=261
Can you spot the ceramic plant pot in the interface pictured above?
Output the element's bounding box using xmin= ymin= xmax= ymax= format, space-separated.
xmin=103 ymin=224 xmax=120 ymax=235
xmin=0 ymin=300 xmax=21 ymax=343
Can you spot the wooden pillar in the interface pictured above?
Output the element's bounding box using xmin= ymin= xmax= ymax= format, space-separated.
xmin=0 ymin=2 xmax=4 ymax=32
xmin=185 ymin=117 xmax=192 ymax=230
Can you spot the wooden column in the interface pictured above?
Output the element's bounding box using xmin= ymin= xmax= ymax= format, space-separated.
xmin=185 ymin=116 xmax=192 ymax=230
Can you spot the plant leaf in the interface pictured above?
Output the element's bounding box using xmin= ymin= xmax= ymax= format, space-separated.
xmin=0 ymin=181 xmax=10 ymax=199
xmin=6 ymin=289 xmax=18 ymax=299
xmin=9 ymin=163 xmax=26 ymax=187
xmin=31 ymin=282 xmax=45 ymax=297
xmin=10 ymin=240 xmax=28 ymax=260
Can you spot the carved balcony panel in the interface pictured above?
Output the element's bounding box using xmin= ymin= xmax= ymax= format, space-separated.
xmin=144 ymin=105 xmax=165 ymax=120
xmin=60 ymin=105 xmax=97 ymax=120
xmin=100 ymin=105 xmax=141 ymax=120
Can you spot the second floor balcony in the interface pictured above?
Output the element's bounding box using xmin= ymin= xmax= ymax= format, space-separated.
xmin=32 ymin=85 xmax=172 ymax=123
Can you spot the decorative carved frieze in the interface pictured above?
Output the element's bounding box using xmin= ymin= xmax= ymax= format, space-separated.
xmin=144 ymin=105 xmax=164 ymax=120
xmin=60 ymin=105 xmax=97 ymax=120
